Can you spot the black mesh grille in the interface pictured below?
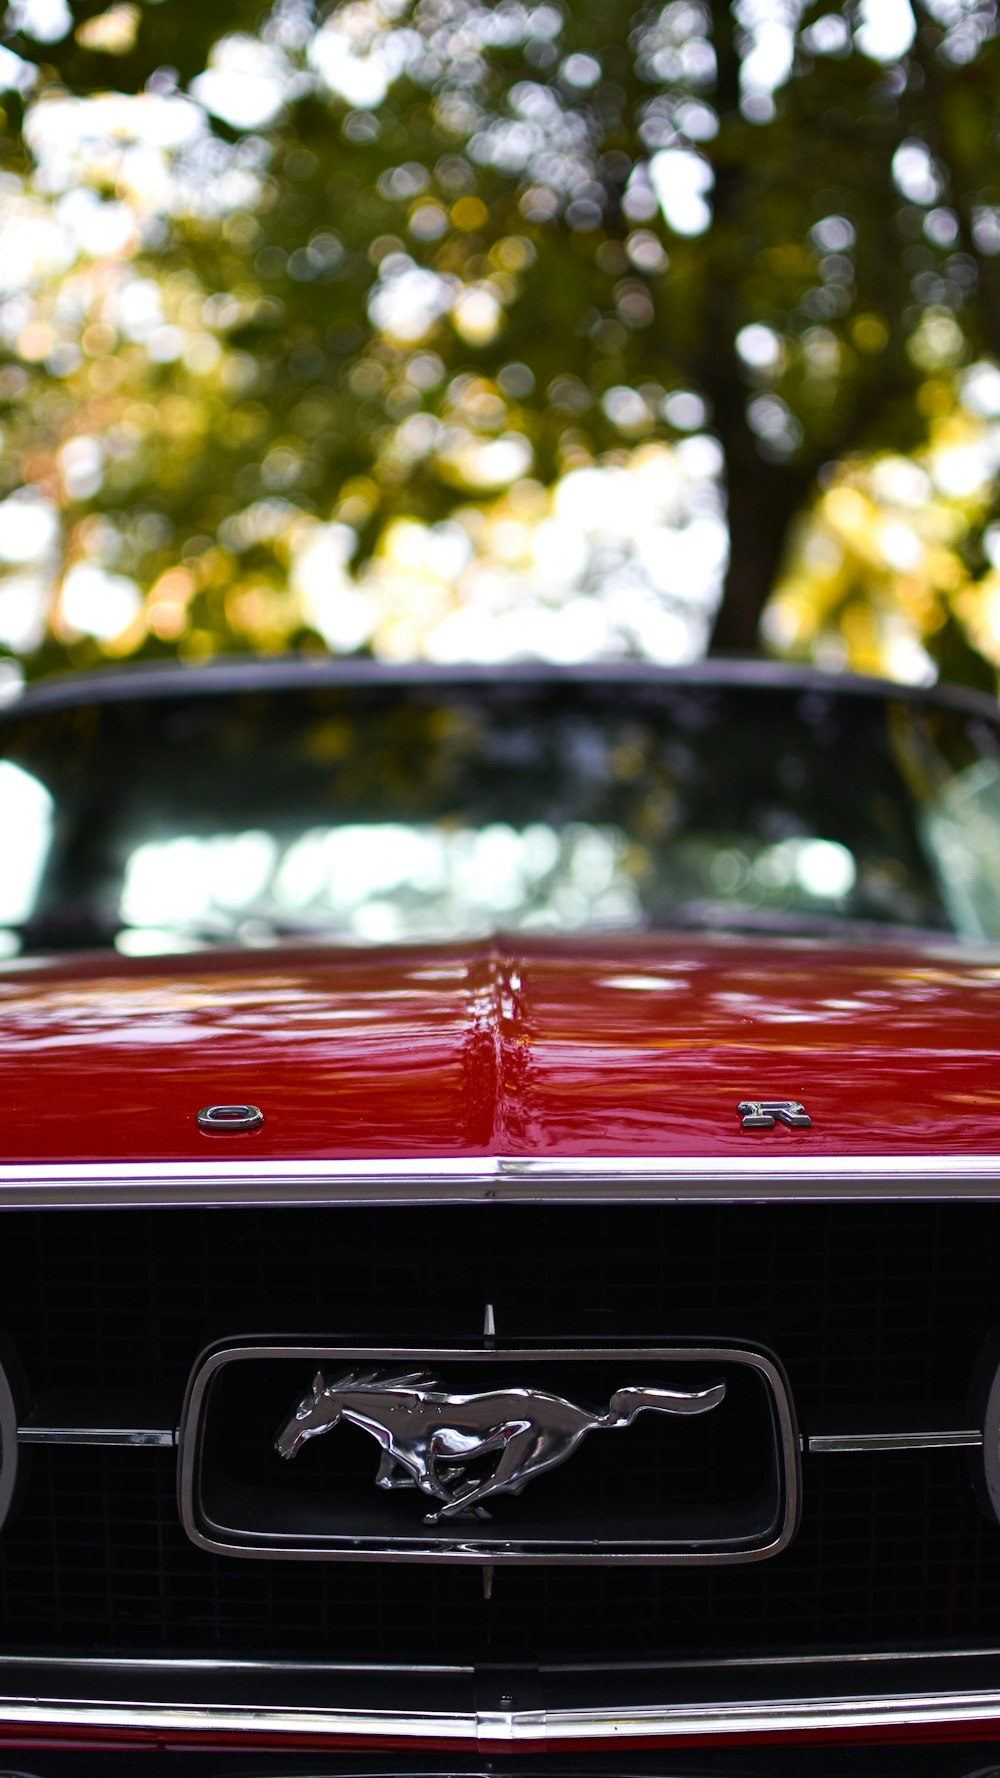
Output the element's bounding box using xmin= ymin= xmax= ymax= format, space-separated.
xmin=0 ymin=1202 xmax=999 ymax=1664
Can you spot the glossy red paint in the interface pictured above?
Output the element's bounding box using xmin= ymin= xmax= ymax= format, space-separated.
xmin=2 ymin=931 xmax=1000 ymax=1163
xmin=3 ymin=1717 xmax=1000 ymax=1754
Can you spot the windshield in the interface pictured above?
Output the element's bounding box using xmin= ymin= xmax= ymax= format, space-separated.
xmin=1 ymin=676 xmax=999 ymax=955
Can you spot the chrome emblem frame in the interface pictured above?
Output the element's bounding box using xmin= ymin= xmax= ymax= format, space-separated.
xmin=178 ymin=1341 xmax=801 ymax=1565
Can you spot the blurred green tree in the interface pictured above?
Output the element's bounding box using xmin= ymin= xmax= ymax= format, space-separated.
xmin=2 ymin=0 xmax=1000 ymax=680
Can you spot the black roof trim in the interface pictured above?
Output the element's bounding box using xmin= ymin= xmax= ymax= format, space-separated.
xmin=6 ymin=652 xmax=1000 ymax=724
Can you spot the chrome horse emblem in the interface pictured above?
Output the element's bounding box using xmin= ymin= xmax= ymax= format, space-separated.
xmin=274 ymin=1369 xmax=726 ymax=1522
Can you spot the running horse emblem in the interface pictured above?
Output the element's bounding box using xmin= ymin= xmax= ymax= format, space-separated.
xmin=274 ymin=1369 xmax=727 ymax=1522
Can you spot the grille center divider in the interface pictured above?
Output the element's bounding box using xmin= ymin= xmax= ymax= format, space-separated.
xmin=16 ymin=1403 xmax=990 ymax=1453
xmin=6 ymin=1336 xmax=996 ymax=1560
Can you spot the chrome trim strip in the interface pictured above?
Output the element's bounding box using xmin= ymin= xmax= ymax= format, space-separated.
xmin=548 ymin=1645 xmax=1000 ymax=1671
xmin=0 ymin=1653 xmax=472 ymax=1673
xmin=17 ymin=1424 xmax=174 ymax=1448
xmin=505 ymin=1691 xmax=1000 ymax=1744
xmin=0 ymin=1699 xmax=473 ymax=1743
xmin=3 ymin=1688 xmax=1000 ymax=1746
xmin=808 ymin=1429 xmax=983 ymax=1453
xmin=2 ymin=1152 xmax=1000 ymax=1206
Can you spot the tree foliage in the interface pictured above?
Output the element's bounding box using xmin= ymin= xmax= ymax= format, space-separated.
xmin=3 ymin=0 xmax=1000 ymax=682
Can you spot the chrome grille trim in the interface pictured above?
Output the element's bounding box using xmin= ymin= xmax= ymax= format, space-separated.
xmin=17 ymin=1415 xmax=987 ymax=1455
xmin=2 ymin=1203 xmax=999 ymax=1664
xmin=17 ymin=1424 xmax=174 ymax=1448
xmin=2 ymin=1152 xmax=1000 ymax=1207
xmin=807 ymin=1429 xmax=983 ymax=1453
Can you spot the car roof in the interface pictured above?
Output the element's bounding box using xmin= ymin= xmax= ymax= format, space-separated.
xmin=6 ymin=653 xmax=1000 ymax=725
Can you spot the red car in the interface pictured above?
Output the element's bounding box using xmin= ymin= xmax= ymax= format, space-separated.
xmin=1 ymin=657 xmax=1000 ymax=1776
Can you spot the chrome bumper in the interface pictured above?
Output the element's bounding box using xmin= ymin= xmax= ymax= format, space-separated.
xmin=1 ymin=1653 xmax=1000 ymax=1753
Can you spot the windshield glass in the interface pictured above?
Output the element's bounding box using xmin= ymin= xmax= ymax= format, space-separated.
xmin=1 ymin=676 xmax=999 ymax=955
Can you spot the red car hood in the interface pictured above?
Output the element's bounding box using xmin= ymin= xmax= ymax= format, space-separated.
xmin=1 ymin=932 xmax=1000 ymax=1163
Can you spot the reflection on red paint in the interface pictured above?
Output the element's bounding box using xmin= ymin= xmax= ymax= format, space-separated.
xmin=1 ymin=929 xmax=1000 ymax=1164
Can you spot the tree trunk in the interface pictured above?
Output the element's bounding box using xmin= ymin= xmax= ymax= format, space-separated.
xmin=699 ymin=319 xmax=812 ymax=654
xmin=708 ymin=448 xmax=811 ymax=654
xmin=699 ymin=3 xmax=812 ymax=655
